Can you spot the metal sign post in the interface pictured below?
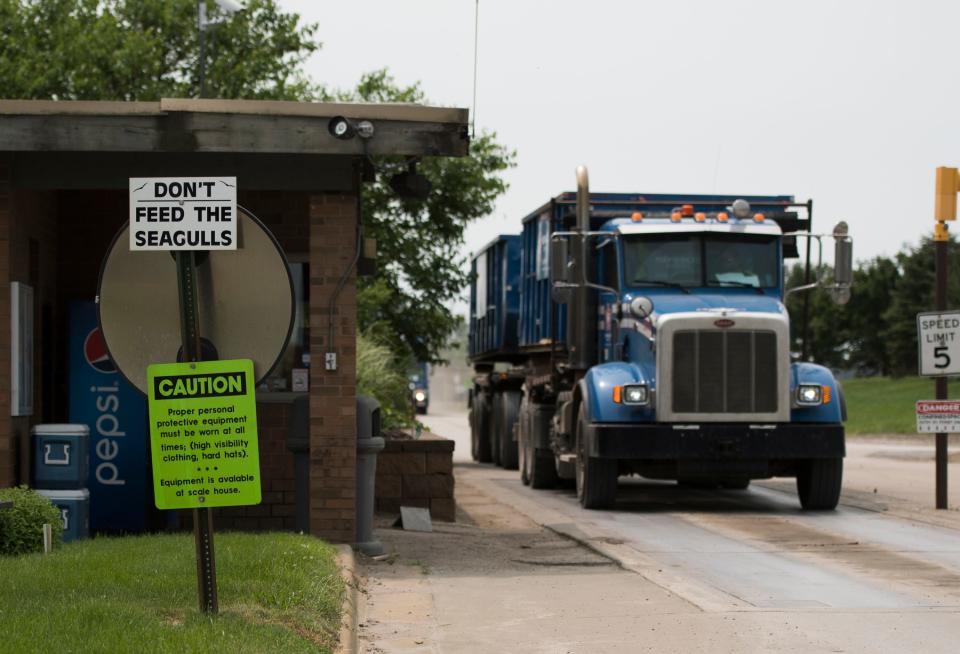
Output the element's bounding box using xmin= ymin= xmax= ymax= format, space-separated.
xmin=931 ymin=166 xmax=958 ymax=509
xmin=176 ymin=250 xmax=218 ymax=613
xmin=99 ymin=187 xmax=293 ymax=616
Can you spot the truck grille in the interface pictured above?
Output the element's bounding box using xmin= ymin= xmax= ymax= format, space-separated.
xmin=672 ymin=330 xmax=778 ymax=414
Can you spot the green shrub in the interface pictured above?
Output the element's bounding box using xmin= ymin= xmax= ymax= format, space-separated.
xmin=357 ymin=330 xmax=415 ymax=429
xmin=0 ymin=486 xmax=64 ymax=556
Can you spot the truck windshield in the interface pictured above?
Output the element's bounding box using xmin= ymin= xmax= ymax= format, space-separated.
xmin=623 ymin=234 xmax=778 ymax=289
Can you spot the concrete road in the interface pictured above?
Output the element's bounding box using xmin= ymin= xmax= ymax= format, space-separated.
xmin=371 ymin=404 xmax=960 ymax=652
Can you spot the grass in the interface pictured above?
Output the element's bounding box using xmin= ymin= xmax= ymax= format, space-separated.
xmin=843 ymin=376 xmax=960 ymax=434
xmin=0 ymin=531 xmax=344 ymax=654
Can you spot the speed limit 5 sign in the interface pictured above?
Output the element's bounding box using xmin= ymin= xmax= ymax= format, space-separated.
xmin=917 ymin=310 xmax=960 ymax=376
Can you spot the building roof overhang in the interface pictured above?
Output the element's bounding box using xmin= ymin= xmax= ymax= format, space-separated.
xmin=0 ymin=98 xmax=469 ymax=157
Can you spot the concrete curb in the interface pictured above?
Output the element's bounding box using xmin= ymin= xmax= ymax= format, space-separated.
xmin=335 ymin=544 xmax=358 ymax=654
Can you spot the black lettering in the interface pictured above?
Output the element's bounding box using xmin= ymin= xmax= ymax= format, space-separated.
xmin=135 ymin=231 xmax=146 ymax=246
xmin=153 ymin=372 xmax=247 ymax=400
xmin=220 ymin=230 xmax=232 ymax=246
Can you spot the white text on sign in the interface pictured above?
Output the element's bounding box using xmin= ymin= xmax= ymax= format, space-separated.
xmin=129 ymin=177 xmax=238 ymax=251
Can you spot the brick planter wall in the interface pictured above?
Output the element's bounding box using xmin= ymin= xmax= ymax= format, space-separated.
xmin=375 ymin=432 xmax=455 ymax=521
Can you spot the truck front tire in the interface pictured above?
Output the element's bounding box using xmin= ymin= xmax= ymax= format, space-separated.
xmin=796 ymin=458 xmax=843 ymax=510
xmin=575 ymin=404 xmax=618 ymax=509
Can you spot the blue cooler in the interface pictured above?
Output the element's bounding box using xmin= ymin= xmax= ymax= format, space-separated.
xmin=36 ymin=488 xmax=90 ymax=542
xmin=32 ymin=424 xmax=89 ymax=489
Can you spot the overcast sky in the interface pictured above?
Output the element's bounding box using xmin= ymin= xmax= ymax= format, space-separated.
xmin=283 ymin=0 xmax=960 ymax=283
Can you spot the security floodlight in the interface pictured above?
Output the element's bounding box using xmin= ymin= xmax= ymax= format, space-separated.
xmin=356 ymin=120 xmax=375 ymax=139
xmin=328 ymin=117 xmax=376 ymax=140
xmin=328 ymin=116 xmax=355 ymax=140
xmin=390 ymin=161 xmax=432 ymax=201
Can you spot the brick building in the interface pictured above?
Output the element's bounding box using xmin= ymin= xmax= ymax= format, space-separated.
xmin=0 ymin=99 xmax=468 ymax=544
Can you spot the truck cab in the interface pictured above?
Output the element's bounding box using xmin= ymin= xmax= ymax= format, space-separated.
xmin=550 ymin=176 xmax=852 ymax=510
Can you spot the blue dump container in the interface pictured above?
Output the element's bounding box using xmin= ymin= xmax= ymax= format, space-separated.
xmin=36 ymin=488 xmax=90 ymax=543
xmin=32 ymin=424 xmax=89 ymax=490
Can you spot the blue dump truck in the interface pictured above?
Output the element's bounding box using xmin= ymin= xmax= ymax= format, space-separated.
xmin=468 ymin=166 xmax=853 ymax=509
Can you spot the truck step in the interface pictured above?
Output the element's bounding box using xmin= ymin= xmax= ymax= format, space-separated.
xmin=557 ymin=453 xmax=577 ymax=480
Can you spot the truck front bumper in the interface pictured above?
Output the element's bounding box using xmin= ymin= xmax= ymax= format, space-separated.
xmin=587 ymin=423 xmax=844 ymax=460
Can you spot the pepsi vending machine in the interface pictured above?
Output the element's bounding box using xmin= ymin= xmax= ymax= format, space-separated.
xmin=68 ymin=301 xmax=148 ymax=532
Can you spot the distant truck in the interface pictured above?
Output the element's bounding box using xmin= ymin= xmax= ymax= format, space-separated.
xmin=409 ymin=361 xmax=430 ymax=414
xmin=468 ymin=166 xmax=852 ymax=509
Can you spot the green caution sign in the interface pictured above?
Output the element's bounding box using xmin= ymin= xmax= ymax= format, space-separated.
xmin=147 ymin=359 xmax=261 ymax=509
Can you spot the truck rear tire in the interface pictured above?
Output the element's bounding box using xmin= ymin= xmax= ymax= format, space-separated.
xmin=575 ymin=404 xmax=618 ymax=509
xmin=474 ymin=394 xmax=493 ymax=464
xmin=498 ymin=391 xmax=521 ymax=470
xmin=796 ymin=458 xmax=843 ymax=510
xmin=490 ymin=393 xmax=502 ymax=466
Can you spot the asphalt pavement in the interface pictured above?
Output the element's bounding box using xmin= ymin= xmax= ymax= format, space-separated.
xmin=359 ymin=403 xmax=960 ymax=653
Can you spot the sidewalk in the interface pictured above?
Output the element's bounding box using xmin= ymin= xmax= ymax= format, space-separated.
xmin=356 ymin=430 xmax=960 ymax=652
xmin=356 ymin=466 xmax=689 ymax=653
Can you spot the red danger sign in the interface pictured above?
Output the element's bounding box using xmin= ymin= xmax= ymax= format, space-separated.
xmin=916 ymin=400 xmax=960 ymax=433
xmin=917 ymin=401 xmax=960 ymax=413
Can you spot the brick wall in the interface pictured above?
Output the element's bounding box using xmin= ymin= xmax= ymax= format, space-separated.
xmin=216 ymin=401 xmax=297 ymax=530
xmin=308 ymin=193 xmax=358 ymax=543
xmin=376 ymin=434 xmax=455 ymax=521
xmin=239 ymin=191 xmax=309 ymax=258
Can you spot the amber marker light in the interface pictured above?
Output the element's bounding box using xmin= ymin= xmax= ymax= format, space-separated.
xmin=822 ymin=385 xmax=831 ymax=404
xmin=631 ymin=212 xmax=643 ymax=222
xmin=694 ymin=212 xmax=706 ymax=222
xmin=613 ymin=386 xmax=622 ymax=404
xmin=717 ymin=212 xmax=729 ymax=222
xmin=753 ymin=213 xmax=766 ymax=222
xmin=670 ymin=211 xmax=682 ymax=222
xmin=681 ymin=204 xmax=694 ymax=217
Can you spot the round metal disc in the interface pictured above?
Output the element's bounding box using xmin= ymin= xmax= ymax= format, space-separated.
xmin=97 ymin=206 xmax=294 ymax=395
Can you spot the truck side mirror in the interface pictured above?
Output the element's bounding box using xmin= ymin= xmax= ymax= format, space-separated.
xmin=550 ymin=238 xmax=573 ymax=303
xmin=830 ymin=221 xmax=852 ymax=305
xmin=834 ymin=238 xmax=853 ymax=286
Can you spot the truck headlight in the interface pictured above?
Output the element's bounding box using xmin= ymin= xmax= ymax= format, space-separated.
xmin=414 ymin=391 xmax=427 ymax=403
xmin=622 ymin=384 xmax=649 ymax=405
xmin=796 ymin=384 xmax=826 ymax=406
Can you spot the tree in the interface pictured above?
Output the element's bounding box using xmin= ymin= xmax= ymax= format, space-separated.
xmin=340 ymin=70 xmax=516 ymax=364
xmin=0 ymin=0 xmax=319 ymax=100
xmin=785 ymin=262 xmax=848 ymax=368
xmin=844 ymin=256 xmax=899 ymax=375
xmin=882 ymin=237 xmax=960 ymax=376
xmin=0 ymin=5 xmax=517 ymax=365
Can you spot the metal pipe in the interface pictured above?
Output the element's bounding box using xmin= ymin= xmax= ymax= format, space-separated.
xmin=568 ymin=165 xmax=596 ymax=371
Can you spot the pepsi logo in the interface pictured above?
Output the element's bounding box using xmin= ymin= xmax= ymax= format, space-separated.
xmin=84 ymin=329 xmax=115 ymax=373
xmin=714 ymin=319 xmax=736 ymax=328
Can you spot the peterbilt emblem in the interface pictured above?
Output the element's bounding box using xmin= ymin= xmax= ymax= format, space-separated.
xmin=714 ymin=319 xmax=736 ymax=328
